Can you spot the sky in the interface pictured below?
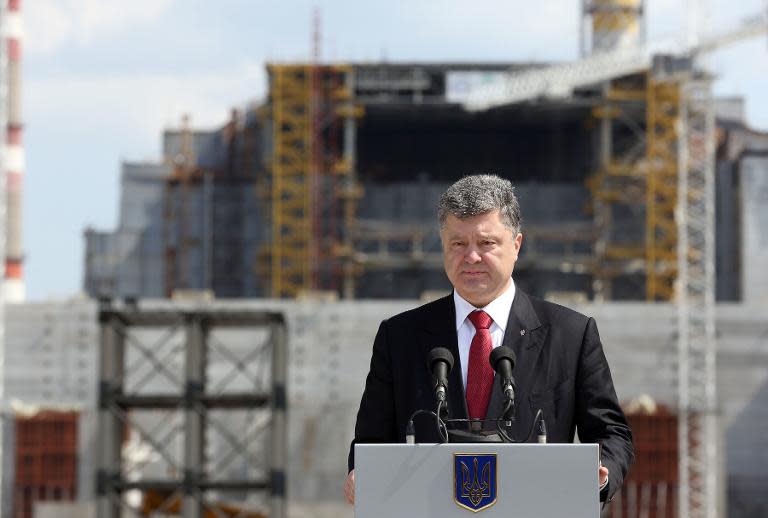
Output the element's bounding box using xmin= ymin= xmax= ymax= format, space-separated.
xmin=22 ymin=0 xmax=768 ymax=300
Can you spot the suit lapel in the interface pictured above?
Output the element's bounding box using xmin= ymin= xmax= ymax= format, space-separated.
xmin=507 ymin=290 xmax=548 ymax=407
xmin=421 ymin=294 xmax=468 ymax=421
xmin=486 ymin=289 xmax=547 ymax=424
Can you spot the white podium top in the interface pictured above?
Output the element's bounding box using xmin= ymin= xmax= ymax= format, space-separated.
xmin=355 ymin=443 xmax=599 ymax=518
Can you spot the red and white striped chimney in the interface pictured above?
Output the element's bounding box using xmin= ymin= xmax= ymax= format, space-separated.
xmin=3 ymin=0 xmax=23 ymax=301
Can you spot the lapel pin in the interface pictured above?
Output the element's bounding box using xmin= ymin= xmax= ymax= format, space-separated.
xmin=520 ymin=329 xmax=526 ymax=336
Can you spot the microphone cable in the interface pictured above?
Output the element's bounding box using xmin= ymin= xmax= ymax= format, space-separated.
xmin=407 ymin=407 xmax=449 ymax=444
xmin=496 ymin=400 xmax=515 ymax=443
xmin=492 ymin=408 xmax=546 ymax=443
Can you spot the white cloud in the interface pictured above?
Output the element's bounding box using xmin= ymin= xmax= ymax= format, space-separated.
xmin=27 ymin=60 xmax=267 ymax=158
xmin=26 ymin=0 xmax=175 ymax=55
xmin=25 ymin=1 xmax=73 ymax=54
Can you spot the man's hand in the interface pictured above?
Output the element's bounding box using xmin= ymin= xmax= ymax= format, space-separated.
xmin=599 ymin=464 xmax=609 ymax=488
xmin=344 ymin=469 xmax=355 ymax=504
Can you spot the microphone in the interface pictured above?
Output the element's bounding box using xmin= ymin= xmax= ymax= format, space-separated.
xmin=427 ymin=347 xmax=454 ymax=402
xmin=489 ymin=346 xmax=516 ymax=400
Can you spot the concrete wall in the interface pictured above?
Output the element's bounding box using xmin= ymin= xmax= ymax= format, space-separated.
xmin=2 ymin=298 xmax=766 ymax=517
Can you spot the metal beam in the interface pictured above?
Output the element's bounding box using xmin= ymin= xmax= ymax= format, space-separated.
xmin=97 ymin=312 xmax=125 ymax=518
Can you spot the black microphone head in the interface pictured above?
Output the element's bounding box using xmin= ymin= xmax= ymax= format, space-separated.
xmin=489 ymin=346 xmax=516 ymax=370
xmin=427 ymin=347 xmax=455 ymax=372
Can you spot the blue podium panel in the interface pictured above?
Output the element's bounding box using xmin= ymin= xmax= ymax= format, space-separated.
xmin=355 ymin=443 xmax=599 ymax=518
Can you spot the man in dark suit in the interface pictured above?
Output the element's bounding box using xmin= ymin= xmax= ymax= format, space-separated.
xmin=345 ymin=174 xmax=633 ymax=504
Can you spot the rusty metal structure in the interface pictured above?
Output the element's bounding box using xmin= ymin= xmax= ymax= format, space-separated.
xmin=96 ymin=301 xmax=287 ymax=518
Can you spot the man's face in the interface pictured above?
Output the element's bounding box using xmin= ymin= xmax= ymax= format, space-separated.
xmin=440 ymin=210 xmax=522 ymax=308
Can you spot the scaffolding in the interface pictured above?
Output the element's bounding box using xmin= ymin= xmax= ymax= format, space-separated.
xmin=268 ymin=65 xmax=314 ymax=298
xmin=164 ymin=115 xmax=207 ymax=297
xmin=96 ymin=301 xmax=287 ymax=518
xmin=266 ymin=64 xmax=361 ymax=298
xmin=645 ymin=76 xmax=681 ymax=301
xmin=588 ymin=77 xmax=647 ymax=300
xmin=163 ymin=112 xmax=258 ymax=298
xmin=587 ymin=69 xmax=697 ymax=304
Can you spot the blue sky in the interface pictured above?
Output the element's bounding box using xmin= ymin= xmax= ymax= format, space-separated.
xmin=23 ymin=0 xmax=768 ymax=299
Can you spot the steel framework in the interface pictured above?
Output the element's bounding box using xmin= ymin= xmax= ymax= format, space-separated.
xmin=677 ymin=77 xmax=718 ymax=518
xmin=96 ymin=302 xmax=287 ymax=518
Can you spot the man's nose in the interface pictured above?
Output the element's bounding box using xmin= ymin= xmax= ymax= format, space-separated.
xmin=464 ymin=248 xmax=482 ymax=263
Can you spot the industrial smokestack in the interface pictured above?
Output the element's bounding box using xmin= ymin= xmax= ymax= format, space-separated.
xmin=3 ymin=0 xmax=24 ymax=301
xmin=582 ymin=0 xmax=645 ymax=56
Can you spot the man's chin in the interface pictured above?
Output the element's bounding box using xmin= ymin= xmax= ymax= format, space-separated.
xmin=456 ymin=286 xmax=490 ymax=303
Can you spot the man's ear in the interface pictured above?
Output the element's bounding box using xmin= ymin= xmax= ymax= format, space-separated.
xmin=515 ymin=232 xmax=523 ymax=252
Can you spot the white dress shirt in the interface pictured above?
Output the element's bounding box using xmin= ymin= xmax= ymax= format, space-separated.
xmin=453 ymin=278 xmax=516 ymax=390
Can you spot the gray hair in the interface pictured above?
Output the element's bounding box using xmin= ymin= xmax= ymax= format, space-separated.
xmin=438 ymin=174 xmax=522 ymax=234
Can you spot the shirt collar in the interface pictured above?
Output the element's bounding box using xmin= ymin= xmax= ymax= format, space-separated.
xmin=453 ymin=279 xmax=516 ymax=332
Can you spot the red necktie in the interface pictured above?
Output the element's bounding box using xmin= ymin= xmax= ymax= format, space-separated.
xmin=466 ymin=310 xmax=494 ymax=420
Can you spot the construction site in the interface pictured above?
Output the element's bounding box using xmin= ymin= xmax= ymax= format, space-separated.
xmin=1 ymin=1 xmax=768 ymax=517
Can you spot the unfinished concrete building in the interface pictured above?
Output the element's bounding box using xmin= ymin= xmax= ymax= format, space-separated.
xmin=83 ymin=62 xmax=767 ymax=305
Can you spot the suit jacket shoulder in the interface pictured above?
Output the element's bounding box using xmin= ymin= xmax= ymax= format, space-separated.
xmin=525 ymin=294 xmax=590 ymax=329
xmin=385 ymin=293 xmax=454 ymax=328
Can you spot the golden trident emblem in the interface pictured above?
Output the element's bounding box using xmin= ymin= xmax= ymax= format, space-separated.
xmin=460 ymin=457 xmax=492 ymax=506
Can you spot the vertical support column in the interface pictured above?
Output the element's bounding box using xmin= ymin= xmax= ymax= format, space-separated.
xmin=269 ymin=319 xmax=287 ymax=518
xmin=182 ymin=315 xmax=206 ymax=518
xmin=97 ymin=309 xmax=125 ymax=518
xmin=202 ymin=171 xmax=214 ymax=292
xmin=341 ymin=69 xmax=358 ymax=300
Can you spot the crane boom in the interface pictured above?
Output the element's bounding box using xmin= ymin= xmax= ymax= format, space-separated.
xmin=463 ymin=12 xmax=768 ymax=111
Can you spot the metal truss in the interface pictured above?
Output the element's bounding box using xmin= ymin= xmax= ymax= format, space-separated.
xmin=97 ymin=301 xmax=287 ymax=518
xmin=677 ymin=78 xmax=718 ymax=518
xmin=269 ymin=65 xmax=314 ymax=298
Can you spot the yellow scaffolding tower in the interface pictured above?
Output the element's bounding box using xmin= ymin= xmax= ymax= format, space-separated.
xmin=589 ymin=73 xmax=682 ymax=301
xmin=269 ymin=65 xmax=314 ymax=298
xmin=645 ymin=77 xmax=681 ymax=301
xmin=266 ymin=64 xmax=362 ymax=298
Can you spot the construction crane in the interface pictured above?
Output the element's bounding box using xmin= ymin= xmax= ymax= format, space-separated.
xmin=460 ymin=3 xmax=768 ymax=518
xmin=463 ymin=13 xmax=768 ymax=111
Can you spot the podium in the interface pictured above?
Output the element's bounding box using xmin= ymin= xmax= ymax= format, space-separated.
xmin=355 ymin=443 xmax=599 ymax=517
